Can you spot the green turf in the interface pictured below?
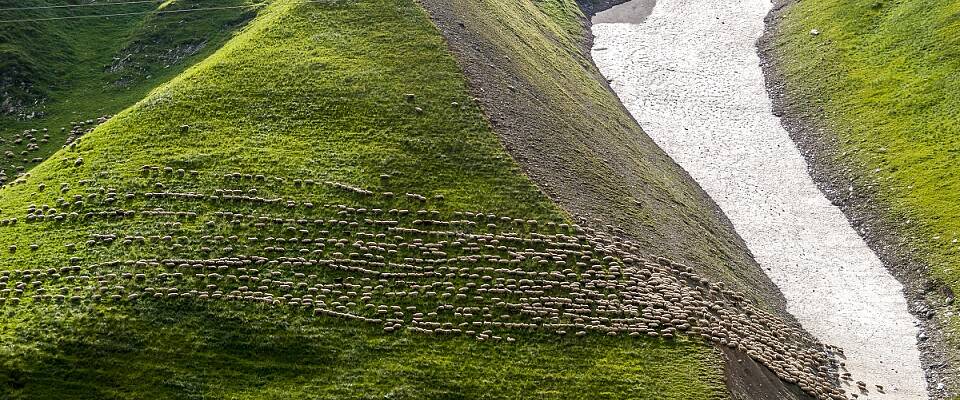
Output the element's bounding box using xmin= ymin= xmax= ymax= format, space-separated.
xmin=0 ymin=0 xmax=730 ymax=398
xmin=773 ymin=0 xmax=960 ymax=349
xmin=0 ymin=0 xmax=257 ymax=182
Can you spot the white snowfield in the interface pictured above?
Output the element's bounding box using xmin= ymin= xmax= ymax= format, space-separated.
xmin=591 ymin=0 xmax=928 ymax=398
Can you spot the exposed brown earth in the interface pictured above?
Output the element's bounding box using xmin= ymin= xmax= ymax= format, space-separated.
xmin=417 ymin=0 xmax=784 ymax=317
xmin=721 ymin=346 xmax=812 ymax=400
xmin=417 ymin=0 xmax=822 ymax=398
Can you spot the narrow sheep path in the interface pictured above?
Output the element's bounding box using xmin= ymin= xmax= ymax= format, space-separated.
xmin=590 ymin=0 xmax=928 ymax=398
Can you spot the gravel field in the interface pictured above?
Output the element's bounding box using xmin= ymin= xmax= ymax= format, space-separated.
xmin=591 ymin=0 xmax=927 ymax=398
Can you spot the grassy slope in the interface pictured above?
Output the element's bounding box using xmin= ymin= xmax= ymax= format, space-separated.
xmin=0 ymin=0 xmax=728 ymax=398
xmin=0 ymin=0 xmax=256 ymax=182
xmin=774 ymin=0 xmax=960 ymax=340
xmin=420 ymin=0 xmax=784 ymax=311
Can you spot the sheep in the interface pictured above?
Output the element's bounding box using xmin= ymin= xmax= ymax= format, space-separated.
xmin=0 ymin=190 xmax=838 ymax=396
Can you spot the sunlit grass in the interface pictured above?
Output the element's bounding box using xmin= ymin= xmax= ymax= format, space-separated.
xmin=0 ymin=0 xmax=728 ymax=398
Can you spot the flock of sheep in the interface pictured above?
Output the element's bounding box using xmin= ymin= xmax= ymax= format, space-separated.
xmin=1 ymin=118 xmax=108 ymax=184
xmin=0 ymin=167 xmax=872 ymax=400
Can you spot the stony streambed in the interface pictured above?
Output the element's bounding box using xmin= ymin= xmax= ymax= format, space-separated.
xmin=591 ymin=0 xmax=927 ymax=398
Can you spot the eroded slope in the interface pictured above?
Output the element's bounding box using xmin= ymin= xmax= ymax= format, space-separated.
xmin=417 ymin=0 xmax=788 ymax=314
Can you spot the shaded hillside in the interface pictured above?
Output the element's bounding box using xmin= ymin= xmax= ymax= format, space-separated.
xmin=0 ymin=0 xmax=256 ymax=183
xmin=418 ymin=0 xmax=790 ymax=315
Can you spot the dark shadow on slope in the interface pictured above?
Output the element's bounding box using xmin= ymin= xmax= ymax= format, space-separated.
xmin=0 ymin=302 xmax=725 ymax=399
xmin=0 ymin=0 xmax=258 ymax=184
xmin=592 ymin=0 xmax=657 ymax=24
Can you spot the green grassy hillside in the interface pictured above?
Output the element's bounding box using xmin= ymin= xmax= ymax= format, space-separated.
xmin=773 ymin=0 xmax=960 ymax=346
xmin=0 ymin=0 xmax=736 ymax=398
xmin=0 ymin=0 xmax=256 ymax=183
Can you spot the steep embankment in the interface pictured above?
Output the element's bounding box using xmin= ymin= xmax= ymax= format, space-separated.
xmin=0 ymin=0 xmax=256 ymax=183
xmin=417 ymin=0 xmax=786 ymax=315
xmin=417 ymin=1 xmax=834 ymax=398
xmin=762 ymin=0 xmax=960 ymax=397
xmin=0 ymin=0 xmax=735 ymax=398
